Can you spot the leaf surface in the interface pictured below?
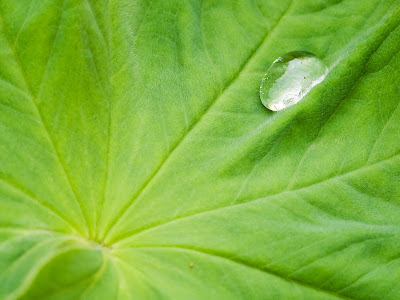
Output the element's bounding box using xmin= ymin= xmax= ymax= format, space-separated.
xmin=1 ymin=0 xmax=400 ymax=299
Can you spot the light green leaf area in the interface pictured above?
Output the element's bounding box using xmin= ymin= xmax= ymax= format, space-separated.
xmin=0 ymin=0 xmax=400 ymax=299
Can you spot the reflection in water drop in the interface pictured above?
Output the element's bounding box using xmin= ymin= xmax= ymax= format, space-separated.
xmin=260 ymin=51 xmax=328 ymax=111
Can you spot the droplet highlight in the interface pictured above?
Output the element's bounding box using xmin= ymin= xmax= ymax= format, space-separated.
xmin=260 ymin=51 xmax=328 ymax=111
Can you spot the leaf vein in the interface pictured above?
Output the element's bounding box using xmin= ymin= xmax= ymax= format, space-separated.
xmin=0 ymin=2 xmax=90 ymax=236
xmin=128 ymin=245 xmax=353 ymax=300
xmin=102 ymin=0 xmax=295 ymax=241
xmin=113 ymin=149 xmax=400 ymax=246
xmin=0 ymin=177 xmax=80 ymax=234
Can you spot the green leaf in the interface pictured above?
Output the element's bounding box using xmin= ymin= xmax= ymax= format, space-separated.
xmin=1 ymin=0 xmax=400 ymax=298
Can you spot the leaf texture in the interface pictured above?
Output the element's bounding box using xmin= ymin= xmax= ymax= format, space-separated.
xmin=0 ymin=0 xmax=400 ymax=299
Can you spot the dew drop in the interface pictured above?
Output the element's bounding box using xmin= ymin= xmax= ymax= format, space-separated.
xmin=260 ymin=51 xmax=328 ymax=111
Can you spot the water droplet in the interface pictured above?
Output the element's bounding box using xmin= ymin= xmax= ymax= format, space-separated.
xmin=260 ymin=51 xmax=328 ymax=111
